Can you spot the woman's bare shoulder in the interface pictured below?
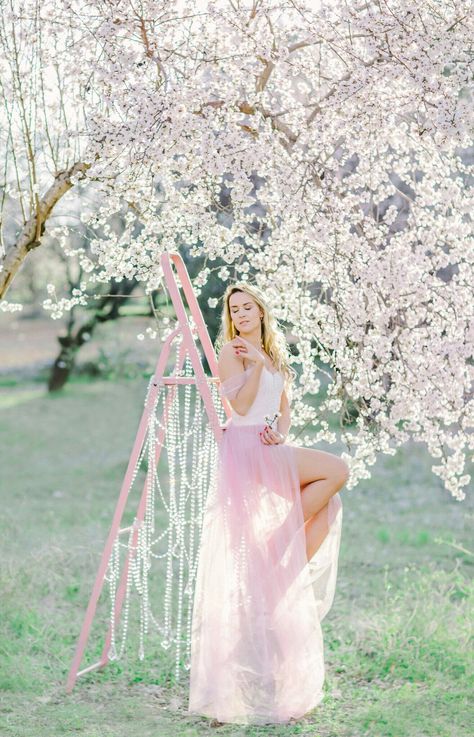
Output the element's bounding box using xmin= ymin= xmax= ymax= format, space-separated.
xmin=218 ymin=341 xmax=244 ymax=380
xmin=217 ymin=341 xmax=235 ymax=360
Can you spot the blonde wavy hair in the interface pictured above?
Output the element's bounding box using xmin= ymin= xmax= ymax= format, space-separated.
xmin=215 ymin=282 xmax=297 ymax=400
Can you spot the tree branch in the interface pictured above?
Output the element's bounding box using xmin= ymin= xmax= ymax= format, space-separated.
xmin=0 ymin=160 xmax=90 ymax=299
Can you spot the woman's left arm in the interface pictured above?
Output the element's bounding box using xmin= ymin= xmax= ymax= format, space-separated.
xmin=277 ymin=389 xmax=291 ymax=442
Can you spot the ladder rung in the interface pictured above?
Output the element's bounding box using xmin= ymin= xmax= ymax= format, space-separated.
xmin=77 ymin=659 xmax=107 ymax=677
xmin=152 ymin=376 xmax=220 ymax=386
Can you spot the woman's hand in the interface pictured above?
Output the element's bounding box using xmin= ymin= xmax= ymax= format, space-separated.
xmin=231 ymin=337 xmax=265 ymax=366
xmin=259 ymin=426 xmax=286 ymax=445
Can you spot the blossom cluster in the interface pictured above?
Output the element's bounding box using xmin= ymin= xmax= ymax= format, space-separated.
xmin=0 ymin=0 xmax=472 ymax=497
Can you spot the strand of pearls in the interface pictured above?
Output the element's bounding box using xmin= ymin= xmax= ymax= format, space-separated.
xmin=161 ymin=366 xmax=179 ymax=654
xmin=104 ymin=350 xmax=224 ymax=682
xmin=107 ymin=517 xmax=140 ymax=661
xmin=106 ymin=430 xmax=152 ymax=661
xmin=174 ymin=361 xmax=192 ymax=679
xmin=106 ymin=534 xmax=120 ymax=661
xmin=138 ymin=409 xmax=157 ymax=658
xmin=184 ymin=419 xmax=215 ymax=671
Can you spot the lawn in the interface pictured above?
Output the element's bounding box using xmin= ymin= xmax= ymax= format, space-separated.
xmin=0 ymin=374 xmax=472 ymax=737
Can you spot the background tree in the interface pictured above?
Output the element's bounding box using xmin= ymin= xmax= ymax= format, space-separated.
xmin=0 ymin=0 xmax=472 ymax=498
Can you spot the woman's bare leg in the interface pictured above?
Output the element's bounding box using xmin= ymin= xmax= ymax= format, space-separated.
xmin=293 ymin=446 xmax=349 ymax=559
xmin=304 ymin=503 xmax=330 ymax=560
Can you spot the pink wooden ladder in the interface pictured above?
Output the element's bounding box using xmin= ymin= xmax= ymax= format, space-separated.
xmin=66 ymin=251 xmax=231 ymax=693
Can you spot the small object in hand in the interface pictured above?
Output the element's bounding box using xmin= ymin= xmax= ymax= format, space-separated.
xmin=264 ymin=411 xmax=281 ymax=430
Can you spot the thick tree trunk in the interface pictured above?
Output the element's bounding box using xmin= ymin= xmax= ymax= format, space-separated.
xmin=48 ymin=277 xmax=138 ymax=392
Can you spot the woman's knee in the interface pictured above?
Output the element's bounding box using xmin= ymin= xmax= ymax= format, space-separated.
xmin=294 ymin=446 xmax=350 ymax=488
xmin=334 ymin=459 xmax=350 ymax=488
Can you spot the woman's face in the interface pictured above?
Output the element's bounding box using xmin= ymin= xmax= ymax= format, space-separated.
xmin=228 ymin=292 xmax=262 ymax=335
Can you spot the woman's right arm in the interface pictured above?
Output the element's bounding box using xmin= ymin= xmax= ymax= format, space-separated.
xmin=218 ymin=343 xmax=264 ymax=415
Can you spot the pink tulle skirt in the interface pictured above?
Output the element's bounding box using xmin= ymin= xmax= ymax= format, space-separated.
xmin=187 ymin=419 xmax=343 ymax=725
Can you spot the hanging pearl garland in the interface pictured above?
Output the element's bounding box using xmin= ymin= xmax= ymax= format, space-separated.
xmin=104 ymin=343 xmax=226 ymax=683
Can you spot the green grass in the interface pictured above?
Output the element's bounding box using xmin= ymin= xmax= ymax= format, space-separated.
xmin=0 ymin=375 xmax=472 ymax=737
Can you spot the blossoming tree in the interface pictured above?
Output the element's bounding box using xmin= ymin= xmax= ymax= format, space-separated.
xmin=1 ymin=0 xmax=472 ymax=498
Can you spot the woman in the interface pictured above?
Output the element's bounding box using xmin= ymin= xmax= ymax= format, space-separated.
xmin=187 ymin=282 xmax=348 ymax=726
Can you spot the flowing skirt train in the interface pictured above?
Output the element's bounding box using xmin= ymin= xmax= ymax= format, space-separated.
xmin=187 ymin=421 xmax=343 ymax=725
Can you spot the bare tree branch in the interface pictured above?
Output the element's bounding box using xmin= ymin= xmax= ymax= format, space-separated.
xmin=0 ymin=161 xmax=90 ymax=298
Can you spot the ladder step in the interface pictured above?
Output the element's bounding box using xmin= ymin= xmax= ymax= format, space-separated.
xmin=152 ymin=376 xmax=220 ymax=386
xmin=77 ymin=659 xmax=107 ymax=677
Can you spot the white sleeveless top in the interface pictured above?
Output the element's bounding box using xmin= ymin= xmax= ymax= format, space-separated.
xmin=228 ymin=365 xmax=284 ymax=426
